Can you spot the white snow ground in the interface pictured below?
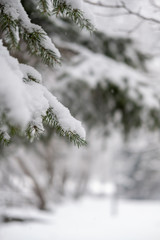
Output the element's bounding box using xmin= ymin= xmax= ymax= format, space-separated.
xmin=0 ymin=197 xmax=160 ymax=240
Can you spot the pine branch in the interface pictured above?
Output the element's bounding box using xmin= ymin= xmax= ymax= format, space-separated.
xmin=20 ymin=28 xmax=61 ymax=66
xmin=0 ymin=4 xmax=19 ymax=49
xmin=0 ymin=130 xmax=10 ymax=145
xmin=26 ymin=124 xmax=44 ymax=142
xmin=23 ymin=75 xmax=40 ymax=84
xmin=0 ymin=1 xmax=87 ymax=147
xmin=38 ymin=0 xmax=52 ymax=15
xmin=0 ymin=0 xmax=94 ymax=68
xmin=36 ymin=0 xmax=95 ymax=31
xmin=20 ymin=63 xmax=42 ymax=83
xmin=43 ymin=108 xmax=87 ymax=147
xmin=0 ymin=3 xmax=61 ymax=66
xmin=25 ymin=108 xmax=87 ymax=147
xmin=52 ymin=0 xmax=95 ymax=32
xmin=0 ymin=115 xmax=21 ymax=145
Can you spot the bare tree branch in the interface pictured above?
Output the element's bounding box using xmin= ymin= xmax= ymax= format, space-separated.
xmin=85 ymin=0 xmax=160 ymax=24
xmin=95 ymin=12 xmax=130 ymax=18
xmin=16 ymin=157 xmax=47 ymax=210
xmin=118 ymin=20 xmax=144 ymax=35
xmin=121 ymin=1 xmax=160 ymax=24
xmin=84 ymin=0 xmax=123 ymax=9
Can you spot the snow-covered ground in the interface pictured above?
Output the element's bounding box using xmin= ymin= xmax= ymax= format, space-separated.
xmin=0 ymin=197 xmax=160 ymax=240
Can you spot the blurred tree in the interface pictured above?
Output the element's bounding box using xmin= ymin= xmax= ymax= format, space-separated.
xmin=117 ymin=136 xmax=160 ymax=200
xmin=11 ymin=0 xmax=159 ymax=137
xmin=1 ymin=0 xmax=160 ymax=210
xmin=43 ymin=14 xmax=160 ymax=201
xmin=47 ymin=18 xmax=160 ymax=137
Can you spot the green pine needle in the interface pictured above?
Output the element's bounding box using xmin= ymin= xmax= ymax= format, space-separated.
xmin=38 ymin=0 xmax=52 ymax=15
xmin=0 ymin=1 xmax=88 ymax=147
xmin=52 ymin=0 xmax=95 ymax=32
xmin=43 ymin=108 xmax=87 ymax=147
xmin=0 ymin=4 xmax=19 ymax=49
xmin=21 ymin=28 xmax=61 ymax=66
xmin=26 ymin=124 xmax=44 ymax=142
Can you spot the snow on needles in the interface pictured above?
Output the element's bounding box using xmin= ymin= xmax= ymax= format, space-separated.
xmin=56 ymin=42 xmax=159 ymax=109
xmin=0 ymin=40 xmax=86 ymax=139
xmin=20 ymin=64 xmax=42 ymax=84
xmin=0 ymin=0 xmax=61 ymax=58
xmin=64 ymin=0 xmax=95 ymax=25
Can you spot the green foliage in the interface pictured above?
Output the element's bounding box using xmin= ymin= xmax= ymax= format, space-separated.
xmin=0 ymin=0 xmax=91 ymax=147
xmin=1 ymin=0 xmax=96 ymax=66
xmin=30 ymin=16 xmax=146 ymax=71
xmin=26 ymin=123 xmax=44 ymax=142
xmin=36 ymin=0 xmax=94 ymax=31
xmin=21 ymin=28 xmax=61 ymax=66
xmin=0 ymin=107 xmax=86 ymax=148
xmin=91 ymin=81 xmax=143 ymax=135
xmin=43 ymin=108 xmax=87 ymax=147
xmin=0 ymin=4 xmax=61 ymax=66
xmin=38 ymin=0 xmax=52 ymax=15
xmin=81 ymin=31 xmax=148 ymax=70
xmin=47 ymin=17 xmax=159 ymax=137
xmin=23 ymin=74 xmax=40 ymax=84
xmin=23 ymin=74 xmax=86 ymax=147
xmin=58 ymin=78 xmax=160 ymax=137
xmin=0 ymin=72 xmax=86 ymax=147
xmin=52 ymin=0 xmax=94 ymax=32
xmin=0 ymin=4 xmax=19 ymax=49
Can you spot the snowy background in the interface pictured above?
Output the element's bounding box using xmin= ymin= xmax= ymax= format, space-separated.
xmin=1 ymin=0 xmax=160 ymax=239
xmin=1 ymin=198 xmax=160 ymax=240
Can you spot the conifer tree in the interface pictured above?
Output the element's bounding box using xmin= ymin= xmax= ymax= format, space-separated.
xmin=50 ymin=19 xmax=160 ymax=137
xmin=0 ymin=0 xmax=94 ymax=146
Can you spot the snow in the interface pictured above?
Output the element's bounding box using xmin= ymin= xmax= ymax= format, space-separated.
xmin=46 ymin=0 xmax=53 ymax=12
xmin=0 ymin=40 xmax=31 ymax=128
xmin=40 ymin=33 xmax=61 ymax=59
xmin=24 ymin=80 xmax=86 ymax=139
xmin=1 ymin=197 xmax=160 ymax=240
xmin=54 ymin=40 xmax=159 ymax=109
xmin=20 ymin=64 xmax=42 ymax=84
xmin=63 ymin=0 xmax=95 ymax=25
xmin=43 ymin=87 xmax=86 ymax=139
xmin=0 ymin=0 xmax=61 ymax=58
xmin=1 ymin=0 xmax=20 ymax=20
xmin=0 ymin=40 xmax=85 ymax=140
